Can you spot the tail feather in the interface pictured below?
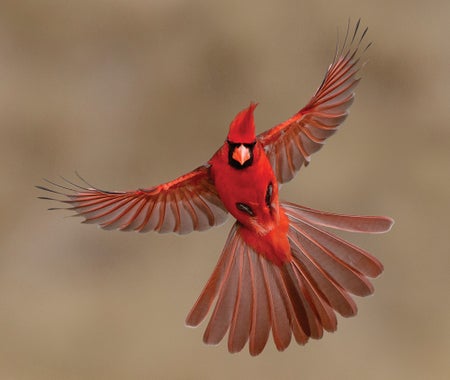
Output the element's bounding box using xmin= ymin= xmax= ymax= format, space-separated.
xmin=280 ymin=270 xmax=311 ymax=345
xmin=279 ymin=264 xmax=313 ymax=341
xmin=283 ymin=202 xmax=394 ymax=233
xmin=290 ymin=223 xmax=375 ymax=296
xmin=289 ymin=230 xmax=358 ymax=317
xmin=228 ymin=245 xmax=252 ymax=353
xmin=248 ymin=246 xmax=271 ymax=355
xmin=260 ymin=257 xmax=292 ymax=351
xmin=285 ymin=203 xmax=387 ymax=277
xmin=185 ymin=224 xmax=239 ymax=327
xmin=186 ymin=203 xmax=393 ymax=355
xmin=202 ymin=231 xmax=241 ymax=345
xmin=287 ymin=261 xmax=337 ymax=335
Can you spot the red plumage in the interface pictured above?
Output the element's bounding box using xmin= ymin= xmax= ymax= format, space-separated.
xmin=38 ymin=20 xmax=393 ymax=355
xmin=227 ymin=102 xmax=258 ymax=144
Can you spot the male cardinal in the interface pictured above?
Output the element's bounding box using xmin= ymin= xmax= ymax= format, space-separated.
xmin=38 ymin=20 xmax=393 ymax=355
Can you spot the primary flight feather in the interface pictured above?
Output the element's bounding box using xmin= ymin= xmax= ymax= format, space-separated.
xmin=38 ymin=20 xmax=393 ymax=355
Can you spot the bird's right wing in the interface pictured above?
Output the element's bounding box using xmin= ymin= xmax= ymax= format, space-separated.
xmin=37 ymin=165 xmax=229 ymax=234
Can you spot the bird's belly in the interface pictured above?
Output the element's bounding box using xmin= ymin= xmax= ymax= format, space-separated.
xmin=211 ymin=161 xmax=292 ymax=265
xmin=213 ymin=166 xmax=270 ymax=219
xmin=238 ymin=209 xmax=292 ymax=266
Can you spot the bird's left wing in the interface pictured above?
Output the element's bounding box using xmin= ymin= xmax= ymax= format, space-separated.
xmin=37 ymin=165 xmax=228 ymax=234
xmin=258 ymin=20 xmax=370 ymax=184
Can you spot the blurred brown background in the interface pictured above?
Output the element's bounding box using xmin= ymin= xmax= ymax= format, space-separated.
xmin=1 ymin=0 xmax=449 ymax=379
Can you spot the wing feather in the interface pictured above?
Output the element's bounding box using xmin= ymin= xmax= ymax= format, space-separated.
xmin=38 ymin=165 xmax=228 ymax=235
xmin=258 ymin=20 xmax=371 ymax=183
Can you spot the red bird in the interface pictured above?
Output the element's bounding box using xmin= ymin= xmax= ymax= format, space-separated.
xmin=39 ymin=21 xmax=393 ymax=355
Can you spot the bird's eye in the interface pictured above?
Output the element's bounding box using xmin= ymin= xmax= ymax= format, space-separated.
xmin=265 ymin=182 xmax=273 ymax=208
xmin=236 ymin=202 xmax=255 ymax=217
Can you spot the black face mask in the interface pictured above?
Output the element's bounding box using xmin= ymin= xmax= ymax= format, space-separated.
xmin=227 ymin=140 xmax=256 ymax=169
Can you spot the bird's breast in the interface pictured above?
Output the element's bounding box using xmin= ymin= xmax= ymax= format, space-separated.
xmin=210 ymin=144 xmax=292 ymax=265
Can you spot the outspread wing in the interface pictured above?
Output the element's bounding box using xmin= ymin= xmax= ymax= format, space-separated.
xmin=37 ymin=165 xmax=229 ymax=234
xmin=258 ymin=20 xmax=371 ymax=184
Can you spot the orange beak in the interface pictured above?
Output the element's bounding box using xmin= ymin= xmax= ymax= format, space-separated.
xmin=232 ymin=144 xmax=251 ymax=166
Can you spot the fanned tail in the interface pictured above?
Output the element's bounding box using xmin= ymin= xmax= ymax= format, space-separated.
xmin=186 ymin=203 xmax=393 ymax=355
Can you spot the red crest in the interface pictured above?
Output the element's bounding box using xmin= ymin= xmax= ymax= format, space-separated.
xmin=227 ymin=102 xmax=258 ymax=143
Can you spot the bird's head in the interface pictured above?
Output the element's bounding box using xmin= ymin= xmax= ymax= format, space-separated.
xmin=227 ymin=102 xmax=258 ymax=169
